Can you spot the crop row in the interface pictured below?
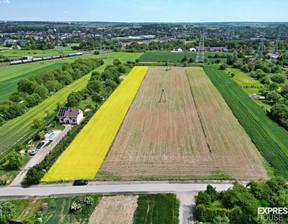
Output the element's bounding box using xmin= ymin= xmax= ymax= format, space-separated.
xmin=204 ymin=66 xmax=288 ymax=178
xmin=139 ymin=52 xmax=229 ymax=62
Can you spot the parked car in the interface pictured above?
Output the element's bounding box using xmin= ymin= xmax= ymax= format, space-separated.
xmin=30 ymin=148 xmax=38 ymax=155
xmin=36 ymin=141 xmax=45 ymax=149
xmin=73 ymin=180 xmax=88 ymax=186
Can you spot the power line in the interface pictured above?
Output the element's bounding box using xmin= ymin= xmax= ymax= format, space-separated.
xmin=196 ymin=33 xmax=205 ymax=63
xmin=100 ymin=31 xmax=107 ymax=59
xmin=255 ymin=38 xmax=264 ymax=60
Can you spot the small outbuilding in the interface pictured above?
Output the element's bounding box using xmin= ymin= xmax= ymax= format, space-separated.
xmin=189 ymin=48 xmax=197 ymax=52
xmin=57 ymin=107 xmax=84 ymax=124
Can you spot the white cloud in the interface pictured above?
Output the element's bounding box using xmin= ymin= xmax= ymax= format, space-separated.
xmin=0 ymin=0 xmax=10 ymax=4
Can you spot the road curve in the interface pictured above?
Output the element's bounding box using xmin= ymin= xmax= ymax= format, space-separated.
xmin=0 ymin=181 xmax=238 ymax=199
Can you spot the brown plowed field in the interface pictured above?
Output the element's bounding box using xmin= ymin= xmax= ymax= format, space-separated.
xmin=88 ymin=195 xmax=138 ymax=224
xmin=96 ymin=67 xmax=267 ymax=180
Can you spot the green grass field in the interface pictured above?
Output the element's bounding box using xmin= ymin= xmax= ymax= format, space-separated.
xmin=226 ymin=68 xmax=273 ymax=110
xmin=0 ymin=63 xmax=62 ymax=102
xmin=139 ymin=52 xmax=231 ymax=63
xmin=204 ymin=66 xmax=288 ymax=178
xmin=0 ymin=52 xmax=142 ymax=103
xmin=0 ymin=44 xmax=80 ymax=58
xmin=134 ymin=194 xmax=179 ymax=224
xmin=0 ymin=52 xmax=142 ymax=153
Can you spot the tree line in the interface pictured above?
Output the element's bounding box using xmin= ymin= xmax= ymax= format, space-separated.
xmin=194 ymin=177 xmax=288 ymax=224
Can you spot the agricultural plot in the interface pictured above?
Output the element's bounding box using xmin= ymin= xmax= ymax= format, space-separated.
xmin=8 ymin=193 xmax=178 ymax=224
xmin=42 ymin=66 xmax=149 ymax=181
xmin=134 ymin=194 xmax=179 ymax=224
xmin=0 ymin=63 xmax=62 ymax=102
xmin=204 ymin=66 xmax=288 ymax=178
xmin=88 ymin=196 xmax=138 ymax=224
xmin=0 ymin=64 xmax=106 ymax=153
xmin=139 ymin=52 xmax=231 ymax=63
xmin=0 ymin=52 xmax=142 ymax=102
xmin=96 ymin=67 xmax=267 ymax=180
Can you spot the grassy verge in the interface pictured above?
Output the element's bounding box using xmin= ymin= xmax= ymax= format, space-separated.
xmin=204 ymin=66 xmax=288 ymax=178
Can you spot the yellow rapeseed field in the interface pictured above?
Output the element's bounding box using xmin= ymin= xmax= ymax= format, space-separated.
xmin=42 ymin=66 xmax=149 ymax=181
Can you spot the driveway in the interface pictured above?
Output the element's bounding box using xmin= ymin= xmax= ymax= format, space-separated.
xmin=10 ymin=124 xmax=72 ymax=186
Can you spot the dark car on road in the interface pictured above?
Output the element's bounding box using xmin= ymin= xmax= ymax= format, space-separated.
xmin=36 ymin=141 xmax=45 ymax=149
xmin=73 ymin=180 xmax=88 ymax=186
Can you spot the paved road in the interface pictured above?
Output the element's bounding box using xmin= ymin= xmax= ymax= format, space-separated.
xmin=10 ymin=125 xmax=72 ymax=186
xmin=1 ymin=181 xmax=237 ymax=199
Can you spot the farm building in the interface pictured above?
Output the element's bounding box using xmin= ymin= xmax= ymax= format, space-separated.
xmin=189 ymin=48 xmax=197 ymax=52
xmin=57 ymin=107 xmax=83 ymax=124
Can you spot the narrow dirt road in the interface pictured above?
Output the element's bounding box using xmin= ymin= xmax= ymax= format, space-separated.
xmin=10 ymin=124 xmax=72 ymax=186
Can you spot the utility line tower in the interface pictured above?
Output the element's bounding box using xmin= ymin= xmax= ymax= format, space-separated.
xmin=166 ymin=59 xmax=171 ymax=71
xmin=255 ymin=38 xmax=264 ymax=60
xmin=57 ymin=27 xmax=64 ymax=54
xmin=196 ymin=33 xmax=205 ymax=63
xmin=100 ymin=32 xmax=107 ymax=59
xmin=270 ymin=35 xmax=280 ymax=64
xmin=158 ymin=89 xmax=166 ymax=103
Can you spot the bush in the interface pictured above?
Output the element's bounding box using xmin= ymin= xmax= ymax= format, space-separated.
xmin=219 ymin=64 xmax=228 ymax=70
xmin=23 ymin=167 xmax=44 ymax=185
xmin=271 ymin=74 xmax=286 ymax=84
xmin=7 ymin=152 xmax=22 ymax=170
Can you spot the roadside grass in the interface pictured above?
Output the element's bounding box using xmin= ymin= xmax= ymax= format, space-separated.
xmin=133 ymin=194 xmax=179 ymax=224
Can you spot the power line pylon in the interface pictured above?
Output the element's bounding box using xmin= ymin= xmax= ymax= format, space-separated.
xmin=100 ymin=32 xmax=107 ymax=59
xmin=270 ymin=35 xmax=280 ymax=64
xmin=196 ymin=33 xmax=205 ymax=63
xmin=255 ymin=38 xmax=264 ymax=60
xmin=166 ymin=59 xmax=171 ymax=71
xmin=158 ymin=89 xmax=166 ymax=103
xmin=57 ymin=27 xmax=64 ymax=54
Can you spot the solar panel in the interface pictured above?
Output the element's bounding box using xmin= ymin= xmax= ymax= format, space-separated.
xmin=58 ymin=107 xmax=68 ymax=116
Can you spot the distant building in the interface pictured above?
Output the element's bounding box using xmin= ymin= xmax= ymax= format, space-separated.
xmin=189 ymin=48 xmax=197 ymax=52
xmin=57 ymin=107 xmax=83 ymax=124
xmin=177 ymin=48 xmax=183 ymax=52
xmin=267 ymin=53 xmax=279 ymax=59
xmin=196 ymin=47 xmax=228 ymax=52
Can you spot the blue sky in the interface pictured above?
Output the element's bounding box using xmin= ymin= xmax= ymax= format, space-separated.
xmin=0 ymin=0 xmax=287 ymax=22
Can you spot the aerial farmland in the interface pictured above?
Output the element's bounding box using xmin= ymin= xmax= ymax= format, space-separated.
xmin=96 ymin=67 xmax=268 ymax=181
